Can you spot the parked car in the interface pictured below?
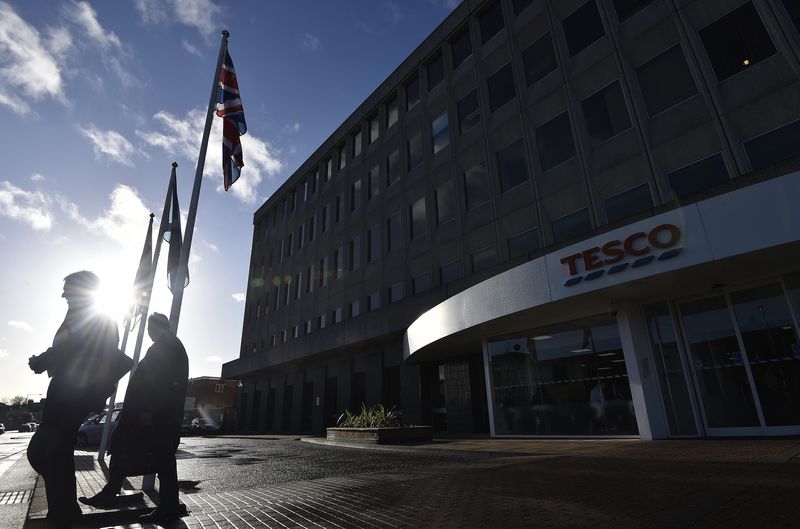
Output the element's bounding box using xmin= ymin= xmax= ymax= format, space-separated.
xmin=76 ymin=410 xmax=120 ymax=447
xmin=19 ymin=422 xmax=37 ymax=432
xmin=0 ymin=423 xmax=5 ymax=434
xmin=191 ymin=418 xmax=218 ymax=433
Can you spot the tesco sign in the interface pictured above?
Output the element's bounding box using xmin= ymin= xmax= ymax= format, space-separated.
xmin=559 ymin=224 xmax=682 ymax=287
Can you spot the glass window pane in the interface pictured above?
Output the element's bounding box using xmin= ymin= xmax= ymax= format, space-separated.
xmin=432 ymin=112 xmax=450 ymax=154
xmin=387 ymin=212 xmax=402 ymax=252
xmin=479 ymin=1 xmax=504 ymax=44
xmin=353 ymin=130 xmax=362 ymax=157
xmin=488 ymin=63 xmax=516 ymax=112
xmin=368 ymin=164 xmax=380 ymax=198
xmin=508 ymin=228 xmax=539 ymax=258
xmin=387 ymin=96 xmax=399 ymax=128
xmin=435 ymin=180 xmax=456 ymax=225
xmin=369 ymin=115 xmax=379 ymax=143
xmin=612 ymin=0 xmax=656 ymax=21
xmin=604 ymin=183 xmax=653 ymax=224
xmin=464 ymin=161 xmax=490 ymax=210
xmin=512 ymin=0 xmax=533 ymax=16
xmin=636 ymin=46 xmax=698 ymax=116
xmin=699 ymin=2 xmax=776 ymax=82
xmin=451 ymin=27 xmax=472 ymax=68
xmin=666 ymin=153 xmax=729 ymax=199
xmin=387 ymin=149 xmax=400 ymax=186
xmin=389 ymin=282 xmax=405 ymax=303
xmin=497 ymin=139 xmax=529 ymax=192
xmin=730 ymin=284 xmax=800 ymax=426
xmin=440 ymin=260 xmax=462 ymax=283
xmin=744 ymin=119 xmax=800 ymax=172
xmin=406 ymin=76 xmax=420 ymax=110
xmin=563 ymin=1 xmax=605 ymax=57
xmin=427 ymin=53 xmax=444 ymax=91
xmin=457 ymin=90 xmax=480 ymax=134
xmin=536 ymin=112 xmax=576 ymax=171
xmin=472 ymin=246 xmax=497 ymax=273
xmin=552 ymin=208 xmax=592 ymax=243
xmin=784 ymin=0 xmax=800 ymax=34
xmin=582 ymin=81 xmax=631 ymax=144
xmin=413 ymin=272 xmax=432 ymax=294
xmin=488 ymin=316 xmax=638 ymax=435
xmin=408 ymin=131 xmax=423 ymax=169
xmin=522 ymin=34 xmax=557 ymax=87
xmin=410 ymin=197 xmax=426 ymax=240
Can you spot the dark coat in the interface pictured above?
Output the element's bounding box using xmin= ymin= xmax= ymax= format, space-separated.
xmin=111 ymin=332 xmax=188 ymax=456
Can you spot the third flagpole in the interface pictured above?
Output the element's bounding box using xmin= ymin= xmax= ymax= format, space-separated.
xmin=168 ymin=30 xmax=229 ymax=333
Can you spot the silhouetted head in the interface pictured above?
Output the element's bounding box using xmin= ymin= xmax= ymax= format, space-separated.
xmin=147 ymin=312 xmax=170 ymax=342
xmin=62 ymin=271 xmax=99 ymax=309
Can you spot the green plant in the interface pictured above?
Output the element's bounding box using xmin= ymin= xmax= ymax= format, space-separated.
xmin=336 ymin=403 xmax=401 ymax=428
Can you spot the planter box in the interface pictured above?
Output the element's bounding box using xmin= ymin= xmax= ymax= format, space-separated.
xmin=326 ymin=426 xmax=433 ymax=445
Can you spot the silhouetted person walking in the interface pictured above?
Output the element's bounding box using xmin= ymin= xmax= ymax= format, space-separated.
xmin=28 ymin=271 xmax=131 ymax=528
xmin=81 ymin=313 xmax=189 ymax=524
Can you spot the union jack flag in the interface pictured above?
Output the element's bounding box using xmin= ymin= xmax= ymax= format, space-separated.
xmin=216 ymin=47 xmax=247 ymax=191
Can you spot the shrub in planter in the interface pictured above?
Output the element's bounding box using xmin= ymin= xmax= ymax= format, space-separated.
xmin=337 ymin=403 xmax=400 ymax=428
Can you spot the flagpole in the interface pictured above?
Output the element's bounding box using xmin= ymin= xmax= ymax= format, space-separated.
xmin=98 ymin=212 xmax=155 ymax=461
xmin=168 ymin=30 xmax=229 ymax=334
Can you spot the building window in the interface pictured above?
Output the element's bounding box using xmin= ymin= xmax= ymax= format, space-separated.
xmin=412 ymin=272 xmax=432 ymax=294
xmin=306 ymin=265 xmax=313 ymax=293
xmin=256 ymin=302 xmax=262 ymax=319
xmin=604 ymin=183 xmax=653 ymax=224
xmin=273 ymin=286 xmax=279 ymax=310
xmin=552 ymin=208 xmax=592 ymax=243
xmin=387 ymin=212 xmax=402 ymax=252
xmin=612 ymin=0 xmax=656 ymax=21
xmin=522 ymin=34 xmax=557 ymax=87
xmin=367 ymin=224 xmax=381 ymax=262
xmin=471 ymin=246 xmax=498 ymax=273
xmin=479 ymin=1 xmax=504 ymax=45
xmin=333 ymin=307 xmax=343 ymax=324
xmin=297 ymin=224 xmax=304 ymax=250
xmin=464 ymin=161 xmax=490 ymax=210
xmin=744 ymin=119 xmax=800 ymax=171
xmin=292 ymin=325 xmax=299 ymax=339
xmin=410 ymin=197 xmax=426 ymax=240
xmin=783 ymin=0 xmax=800 ymax=34
xmin=387 ymin=149 xmax=400 ymax=186
xmin=427 ymin=53 xmax=443 ymax=91
xmin=512 ymin=0 xmax=533 ymax=16
xmin=536 ymin=112 xmax=576 ymax=171
xmin=389 ymin=282 xmax=404 ymax=304
xmin=270 ymin=335 xmax=276 ymax=347
xmin=304 ymin=320 xmax=312 ymax=335
xmin=636 ymin=45 xmax=698 ymax=116
xmin=487 ymin=63 xmax=516 ymax=112
xmin=334 ymin=246 xmax=344 ymax=279
xmin=317 ymin=313 xmax=327 ymax=329
xmin=311 ymin=170 xmax=319 ymax=194
xmin=338 ymin=144 xmax=347 ymax=171
xmin=335 ymin=192 xmax=344 ymax=223
xmin=349 ymin=299 xmax=361 ymax=318
xmin=408 ymin=131 xmax=423 ymax=170
xmin=289 ymin=189 xmax=297 ymax=212
xmin=563 ymin=1 xmax=605 ymax=57
xmin=457 ymin=90 xmax=480 ymax=134
xmin=324 ymin=158 xmax=333 ymax=182
xmin=215 ymin=383 xmax=225 ymax=393
xmin=321 ymin=205 xmax=329 ymax=233
xmin=435 ymin=180 xmax=456 ymax=226
xmin=319 ymin=256 xmax=329 ymax=287
xmin=386 ymin=95 xmax=399 ymax=128
xmin=498 ymin=140 xmax=529 ymax=192
xmin=350 ymin=179 xmax=361 ymax=211
xmin=508 ymin=228 xmax=539 ymax=258
xmin=302 ymin=179 xmax=309 ymax=202
xmin=451 ymin=26 xmax=472 ymax=68
xmin=281 ymin=329 xmax=287 ymax=343
xmin=406 ymin=75 xmax=420 ymax=110
xmin=440 ymin=260 xmax=462 ymax=284
xmin=368 ymin=164 xmax=380 ymax=198
xmin=349 ymin=236 xmax=361 ymax=271
xmin=368 ymin=290 xmax=381 ymax=311
xmin=431 ymin=112 xmax=450 ymax=154
xmin=286 ymin=233 xmax=293 ymax=257
xmin=369 ymin=114 xmax=379 ymax=143
xmin=582 ymin=81 xmax=631 ymax=145
xmin=308 ymin=214 xmax=316 ymax=241
xmin=666 ymin=153 xmax=729 ymax=199
xmin=699 ymin=3 xmax=776 ymax=82
xmin=278 ymin=239 xmax=284 ymax=262
xmin=353 ymin=130 xmax=362 ymax=158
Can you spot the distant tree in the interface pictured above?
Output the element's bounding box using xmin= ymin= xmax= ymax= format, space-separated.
xmin=2 ymin=396 xmax=28 ymax=406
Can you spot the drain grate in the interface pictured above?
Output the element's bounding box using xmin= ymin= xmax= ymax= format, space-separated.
xmin=0 ymin=490 xmax=31 ymax=505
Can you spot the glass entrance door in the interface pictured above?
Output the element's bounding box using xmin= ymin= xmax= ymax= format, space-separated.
xmin=676 ymin=282 xmax=800 ymax=436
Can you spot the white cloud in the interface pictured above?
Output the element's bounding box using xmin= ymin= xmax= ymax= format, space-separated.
xmin=206 ymin=355 xmax=222 ymax=362
xmin=62 ymin=184 xmax=150 ymax=246
xmin=0 ymin=2 xmax=65 ymax=114
xmin=46 ymin=26 xmax=73 ymax=60
xmin=136 ymin=108 xmax=284 ymax=203
xmin=283 ymin=122 xmax=302 ymax=134
xmin=231 ymin=293 xmax=245 ymax=302
xmin=0 ymin=348 xmax=8 ymax=359
xmin=78 ymin=125 xmax=137 ymax=166
xmin=0 ymin=181 xmax=54 ymax=231
xmin=8 ymin=320 xmax=34 ymax=333
xmin=181 ymin=39 xmax=202 ymax=56
xmin=383 ymin=0 xmax=403 ymax=23
xmin=302 ymin=33 xmax=320 ymax=51
xmin=202 ymin=240 xmax=218 ymax=252
xmin=68 ymin=1 xmax=121 ymax=49
xmin=136 ymin=0 xmax=221 ymax=40
xmin=30 ymin=174 xmax=46 ymax=182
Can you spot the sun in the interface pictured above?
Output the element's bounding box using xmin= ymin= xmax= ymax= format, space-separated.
xmin=91 ymin=268 xmax=139 ymax=321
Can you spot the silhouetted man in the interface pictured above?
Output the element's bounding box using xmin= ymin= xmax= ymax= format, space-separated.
xmin=28 ymin=271 xmax=130 ymax=528
xmin=81 ymin=313 xmax=189 ymax=524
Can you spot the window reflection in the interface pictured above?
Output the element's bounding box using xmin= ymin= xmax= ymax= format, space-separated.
xmin=488 ymin=317 xmax=638 ymax=435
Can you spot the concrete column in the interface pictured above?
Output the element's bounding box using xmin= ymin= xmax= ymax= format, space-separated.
xmin=616 ymin=302 xmax=669 ymax=440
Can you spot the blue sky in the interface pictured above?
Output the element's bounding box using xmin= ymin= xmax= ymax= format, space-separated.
xmin=0 ymin=0 xmax=459 ymax=401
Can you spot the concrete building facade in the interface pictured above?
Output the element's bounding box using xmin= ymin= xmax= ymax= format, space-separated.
xmin=222 ymin=0 xmax=800 ymax=438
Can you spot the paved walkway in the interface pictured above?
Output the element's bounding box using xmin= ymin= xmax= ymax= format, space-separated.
xmin=19 ymin=438 xmax=800 ymax=528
